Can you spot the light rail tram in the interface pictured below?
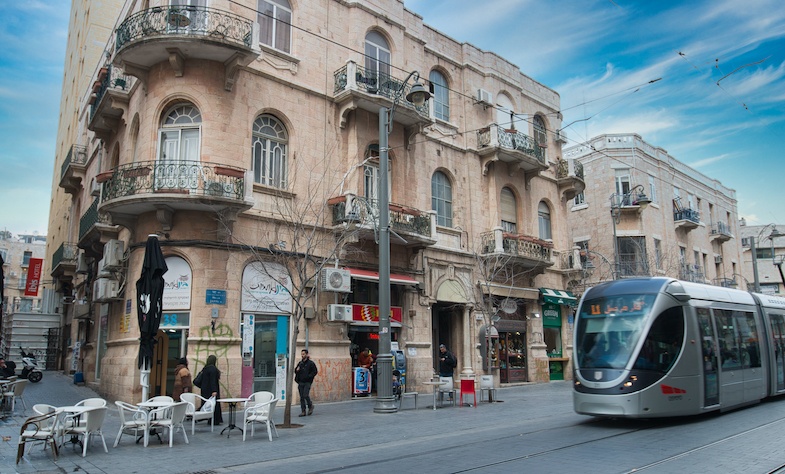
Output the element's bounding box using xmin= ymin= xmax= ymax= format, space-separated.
xmin=573 ymin=277 xmax=785 ymax=418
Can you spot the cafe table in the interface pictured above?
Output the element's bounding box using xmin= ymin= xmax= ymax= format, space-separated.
xmin=422 ymin=380 xmax=446 ymax=411
xmin=137 ymin=399 xmax=175 ymax=444
xmin=217 ymin=398 xmax=248 ymax=437
xmin=57 ymin=406 xmax=91 ymax=449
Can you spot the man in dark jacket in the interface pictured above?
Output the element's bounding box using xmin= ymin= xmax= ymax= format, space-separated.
xmin=295 ymin=349 xmax=318 ymax=417
xmin=438 ymin=344 xmax=457 ymax=377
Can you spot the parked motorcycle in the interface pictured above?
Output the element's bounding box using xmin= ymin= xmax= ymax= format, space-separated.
xmin=18 ymin=347 xmax=43 ymax=383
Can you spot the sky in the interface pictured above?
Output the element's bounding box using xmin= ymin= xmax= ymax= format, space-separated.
xmin=0 ymin=0 xmax=783 ymax=237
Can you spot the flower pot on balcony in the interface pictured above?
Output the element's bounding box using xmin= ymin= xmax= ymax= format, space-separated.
xmin=95 ymin=171 xmax=114 ymax=183
xmin=98 ymin=67 xmax=108 ymax=80
xmin=92 ymin=81 xmax=102 ymax=93
xmin=213 ymin=166 xmax=245 ymax=178
xmin=326 ymin=195 xmax=347 ymax=205
xmin=88 ymin=94 xmax=97 ymax=105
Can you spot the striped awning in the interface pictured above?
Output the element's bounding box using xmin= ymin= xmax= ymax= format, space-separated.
xmin=539 ymin=288 xmax=577 ymax=306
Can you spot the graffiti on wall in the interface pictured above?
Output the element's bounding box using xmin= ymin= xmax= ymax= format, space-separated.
xmin=189 ymin=322 xmax=235 ymax=396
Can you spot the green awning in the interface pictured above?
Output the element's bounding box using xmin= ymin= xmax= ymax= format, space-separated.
xmin=539 ymin=288 xmax=577 ymax=306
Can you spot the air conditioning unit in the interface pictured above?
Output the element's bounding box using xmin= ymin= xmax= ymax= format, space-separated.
xmin=90 ymin=179 xmax=102 ymax=197
xmin=714 ymin=255 xmax=723 ymax=264
xmin=476 ymin=88 xmax=493 ymax=107
xmin=76 ymin=252 xmax=89 ymax=274
xmin=93 ymin=278 xmax=119 ymax=302
xmin=321 ymin=268 xmax=351 ymax=293
xmin=327 ymin=304 xmax=353 ymax=322
xmin=103 ymin=239 xmax=124 ymax=269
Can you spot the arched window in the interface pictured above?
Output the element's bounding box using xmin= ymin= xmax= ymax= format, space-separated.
xmin=500 ymin=187 xmax=517 ymax=233
xmin=533 ymin=115 xmax=547 ymax=146
xmin=431 ymin=171 xmax=452 ymax=227
xmin=158 ymin=103 xmax=201 ymax=164
xmin=258 ymin=0 xmax=291 ymax=53
xmin=365 ymin=31 xmax=390 ymax=82
xmin=496 ymin=94 xmax=521 ymax=130
xmin=538 ymin=201 xmax=552 ymax=240
xmin=252 ymin=114 xmax=288 ymax=188
xmin=429 ymin=70 xmax=449 ymax=122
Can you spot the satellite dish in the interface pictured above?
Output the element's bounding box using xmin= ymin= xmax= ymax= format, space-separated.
xmin=500 ymin=298 xmax=517 ymax=314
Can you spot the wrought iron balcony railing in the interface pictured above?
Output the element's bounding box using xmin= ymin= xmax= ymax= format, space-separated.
xmin=79 ymin=198 xmax=100 ymax=241
xmin=329 ymin=194 xmax=432 ymax=238
xmin=90 ymin=65 xmax=130 ymax=119
xmin=99 ymin=160 xmax=246 ymax=202
xmin=116 ymin=6 xmax=254 ymax=51
xmin=52 ymin=242 xmax=79 ymax=270
xmin=60 ymin=144 xmax=88 ymax=181
xmin=711 ymin=221 xmax=733 ymax=238
xmin=674 ymin=208 xmax=700 ymax=224
xmin=679 ymin=264 xmax=705 ymax=283
xmin=480 ymin=229 xmax=553 ymax=263
xmin=477 ymin=124 xmax=546 ymax=164
xmin=333 ymin=61 xmax=430 ymax=119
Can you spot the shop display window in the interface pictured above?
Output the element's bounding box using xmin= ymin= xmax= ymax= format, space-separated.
xmin=499 ymin=331 xmax=527 ymax=383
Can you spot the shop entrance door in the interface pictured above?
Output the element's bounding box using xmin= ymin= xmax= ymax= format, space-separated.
xmin=151 ymin=329 xmax=187 ymax=397
xmin=253 ymin=318 xmax=278 ymax=393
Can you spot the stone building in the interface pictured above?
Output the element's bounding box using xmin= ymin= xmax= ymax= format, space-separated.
xmin=563 ymin=134 xmax=742 ymax=293
xmin=738 ymin=220 xmax=785 ymax=295
xmin=47 ymin=0 xmax=583 ymax=403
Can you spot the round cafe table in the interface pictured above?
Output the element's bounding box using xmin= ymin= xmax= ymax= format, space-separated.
xmin=217 ymin=398 xmax=248 ymax=437
xmin=422 ymin=380 xmax=445 ymax=411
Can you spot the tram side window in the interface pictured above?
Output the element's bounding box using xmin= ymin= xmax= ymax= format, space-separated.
xmin=716 ymin=310 xmax=741 ymax=371
xmin=735 ymin=310 xmax=760 ymax=369
xmin=633 ymin=306 xmax=685 ymax=372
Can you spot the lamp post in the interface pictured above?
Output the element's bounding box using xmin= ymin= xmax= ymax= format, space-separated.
xmin=609 ymin=184 xmax=651 ymax=280
xmin=375 ymin=71 xmax=431 ymax=414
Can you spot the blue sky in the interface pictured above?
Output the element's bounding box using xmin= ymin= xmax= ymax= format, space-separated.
xmin=405 ymin=0 xmax=785 ymax=226
xmin=1 ymin=1 xmax=783 ymax=236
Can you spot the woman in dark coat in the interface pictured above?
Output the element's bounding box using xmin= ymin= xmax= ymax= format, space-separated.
xmin=199 ymin=354 xmax=223 ymax=424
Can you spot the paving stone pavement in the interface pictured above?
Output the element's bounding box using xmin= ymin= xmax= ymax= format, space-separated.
xmin=0 ymin=371 xmax=559 ymax=474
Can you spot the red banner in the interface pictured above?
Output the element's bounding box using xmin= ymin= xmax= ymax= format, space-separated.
xmin=351 ymin=304 xmax=403 ymax=324
xmin=24 ymin=258 xmax=43 ymax=296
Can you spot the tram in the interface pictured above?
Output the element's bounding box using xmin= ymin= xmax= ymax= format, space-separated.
xmin=572 ymin=277 xmax=785 ymax=418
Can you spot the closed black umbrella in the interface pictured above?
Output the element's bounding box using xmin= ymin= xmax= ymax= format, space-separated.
xmin=137 ymin=235 xmax=168 ymax=371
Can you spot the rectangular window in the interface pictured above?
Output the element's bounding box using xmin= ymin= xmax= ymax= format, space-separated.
xmin=258 ymin=0 xmax=292 ymax=53
xmin=614 ymin=170 xmax=631 ymax=205
xmin=648 ymin=175 xmax=657 ymax=204
xmin=573 ymin=192 xmax=585 ymax=206
xmin=0 ymin=248 xmax=8 ymax=263
xmin=654 ymin=238 xmax=662 ymax=270
xmin=22 ymin=251 xmax=32 ymax=266
xmin=618 ymin=236 xmax=647 ymax=277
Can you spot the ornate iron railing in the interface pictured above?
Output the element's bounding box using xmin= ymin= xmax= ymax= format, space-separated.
xmin=674 ymin=208 xmax=700 ymax=224
xmin=480 ymin=230 xmax=552 ymax=262
xmin=79 ymin=198 xmax=100 ymax=241
xmin=61 ymin=144 xmax=87 ymax=180
xmin=477 ymin=124 xmax=545 ymax=164
xmin=329 ymin=195 xmax=431 ymax=238
xmin=680 ymin=264 xmax=705 ymax=283
xmin=556 ymin=158 xmax=584 ymax=180
xmin=333 ymin=62 xmax=430 ymax=118
xmin=116 ymin=6 xmax=254 ymax=51
xmin=52 ymin=243 xmax=79 ymax=270
xmin=90 ymin=65 xmax=130 ymax=119
xmin=100 ymin=160 xmax=246 ymax=202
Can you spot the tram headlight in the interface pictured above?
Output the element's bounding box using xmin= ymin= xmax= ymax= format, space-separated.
xmin=622 ymin=375 xmax=638 ymax=388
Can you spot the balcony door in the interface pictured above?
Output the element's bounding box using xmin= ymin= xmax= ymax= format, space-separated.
xmin=169 ymin=0 xmax=208 ymax=34
xmin=157 ymin=104 xmax=201 ymax=191
xmin=364 ymin=31 xmax=390 ymax=93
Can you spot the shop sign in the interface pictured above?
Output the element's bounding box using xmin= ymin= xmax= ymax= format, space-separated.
xmin=542 ymin=302 xmax=561 ymax=327
xmin=24 ymin=258 xmax=43 ymax=296
xmin=241 ymin=262 xmax=292 ymax=313
xmin=160 ymin=312 xmax=190 ymax=328
xmin=163 ymin=256 xmax=192 ymax=310
xmin=351 ymin=304 xmax=403 ymax=323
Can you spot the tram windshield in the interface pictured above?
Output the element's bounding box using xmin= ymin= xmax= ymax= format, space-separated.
xmin=576 ymin=293 xmax=656 ymax=369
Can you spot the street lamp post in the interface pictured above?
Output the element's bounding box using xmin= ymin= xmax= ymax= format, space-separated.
xmin=375 ymin=71 xmax=431 ymax=414
xmin=609 ymin=184 xmax=651 ymax=280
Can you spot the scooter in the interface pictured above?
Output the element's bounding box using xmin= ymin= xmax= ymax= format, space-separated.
xmin=18 ymin=347 xmax=43 ymax=383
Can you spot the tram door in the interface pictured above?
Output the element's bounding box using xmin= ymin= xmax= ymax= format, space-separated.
xmin=697 ymin=309 xmax=719 ymax=406
xmin=769 ymin=313 xmax=785 ymax=392
xmin=714 ymin=309 xmax=765 ymax=406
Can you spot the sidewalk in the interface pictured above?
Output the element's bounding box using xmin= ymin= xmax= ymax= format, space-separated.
xmin=1 ymin=371 xmax=573 ymax=474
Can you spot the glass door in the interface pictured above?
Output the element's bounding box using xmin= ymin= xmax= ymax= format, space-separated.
xmin=253 ymin=317 xmax=278 ymax=393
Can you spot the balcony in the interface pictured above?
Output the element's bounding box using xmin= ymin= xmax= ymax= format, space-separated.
xmin=611 ymin=192 xmax=649 ymax=217
xmin=479 ymin=228 xmax=554 ymax=273
xmin=680 ymin=264 xmax=706 ymax=283
xmin=674 ymin=208 xmax=700 ymax=231
xmin=555 ymin=158 xmax=585 ymax=201
xmin=333 ymin=61 xmax=433 ymax=129
xmin=477 ymin=124 xmax=548 ymax=181
xmin=709 ymin=221 xmax=733 ymax=243
xmin=616 ymin=260 xmax=650 ymax=279
xmin=98 ymin=160 xmax=253 ymax=232
xmin=78 ymin=198 xmax=120 ymax=257
xmin=59 ymin=145 xmax=88 ymax=196
xmin=88 ymin=65 xmax=132 ymax=139
xmin=114 ymin=6 xmax=259 ymax=90
xmin=51 ymin=242 xmax=79 ymax=283
xmin=328 ymin=193 xmax=436 ymax=249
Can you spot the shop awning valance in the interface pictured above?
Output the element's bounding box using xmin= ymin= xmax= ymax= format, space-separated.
xmin=539 ymin=288 xmax=577 ymax=306
xmin=347 ymin=268 xmax=419 ymax=286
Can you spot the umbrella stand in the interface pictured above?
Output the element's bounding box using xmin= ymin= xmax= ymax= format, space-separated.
xmin=141 ymin=363 xmax=151 ymax=401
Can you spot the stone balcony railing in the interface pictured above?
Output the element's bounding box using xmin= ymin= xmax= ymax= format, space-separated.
xmin=479 ymin=227 xmax=553 ymax=268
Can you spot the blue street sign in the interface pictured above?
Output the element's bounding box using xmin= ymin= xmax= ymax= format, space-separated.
xmin=205 ymin=289 xmax=227 ymax=305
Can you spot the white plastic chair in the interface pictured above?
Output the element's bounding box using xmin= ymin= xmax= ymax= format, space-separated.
xmin=149 ymin=401 xmax=189 ymax=447
xmin=147 ymin=395 xmax=174 ymax=404
xmin=180 ymin=393 xmax=215 ymax=435
xmin=245 ymin=390 xmax=275 ymax=407
xmin=75 ymin=398 xmax=107 ymax=408
xmin=3 ymin=379 xmax=28 ymax=411
xmin=114 ymin=401 xmax=150 ymax=447
xmin=32 ymin=404 xmax=57 ymax=416
xmin=242 ymin=398 xmax=278 ymax=442
xmin=62 ymin=407 xmax=108 ymax=457
xmin=16 ymin=411 xmax=63 ymax=464
xmin=438 ymin=376 xmax=456 ymax=407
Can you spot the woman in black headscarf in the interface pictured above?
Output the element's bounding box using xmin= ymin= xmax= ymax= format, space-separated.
xmin=198 ymin=355 xmax=223 ymax=424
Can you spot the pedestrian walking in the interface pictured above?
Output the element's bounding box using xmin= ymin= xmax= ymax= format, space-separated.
xmin=295 ymin=349 xmax=318 ymax=417
xmin=195 ymin=354 xmax=223 ymax=424
xmin=172 ymin=357 xmax=192 ymax=401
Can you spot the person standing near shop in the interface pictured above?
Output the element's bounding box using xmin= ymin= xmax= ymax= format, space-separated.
xmin=438 ymin=344 xmax=457 ymax=377
xmin=172 ymin=357 xmax=192 ymax=401
xmin=195 ymin=354 xmax=223 ymax=425
xmin=295 ymin=349 xmax=318 ymax=417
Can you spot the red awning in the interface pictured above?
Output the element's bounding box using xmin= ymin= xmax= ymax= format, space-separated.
xmin=346 ymin=268 xmax=419 ymax=286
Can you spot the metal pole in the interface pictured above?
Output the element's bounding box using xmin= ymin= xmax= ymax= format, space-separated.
xmin=374 ymin=106 xmax=396 ymax=413
xmin=611 ymin=209 xmax=619 ymax=280
xmin=751 ymin=237 xmax=761 ymax=292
